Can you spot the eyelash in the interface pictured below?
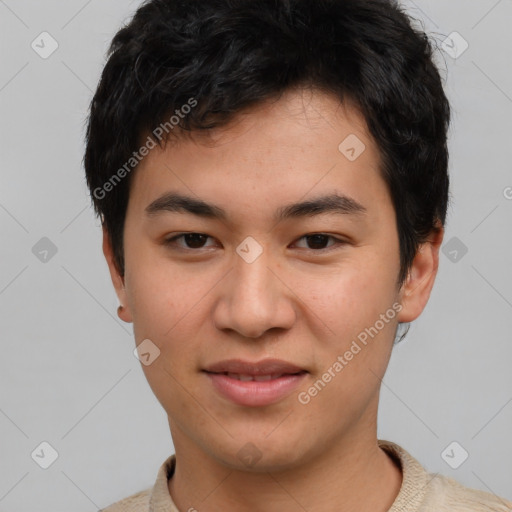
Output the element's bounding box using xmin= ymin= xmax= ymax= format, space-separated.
xmin=163 ymin=233 xmax=347 ymax=252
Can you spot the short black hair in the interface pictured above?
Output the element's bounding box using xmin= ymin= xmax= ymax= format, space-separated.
xmin=84 ymin=0 xmax=451 ymax=287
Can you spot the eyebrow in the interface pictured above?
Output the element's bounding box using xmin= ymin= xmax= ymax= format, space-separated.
xmin=144 ymin=192 xmax=367 ymax=222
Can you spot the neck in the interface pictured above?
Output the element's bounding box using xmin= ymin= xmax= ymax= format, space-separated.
xmin=167 ymin=423 xmax=402 ymax=512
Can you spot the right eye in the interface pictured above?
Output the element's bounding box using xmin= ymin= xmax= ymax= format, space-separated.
xmin=163 ymin=233 xmax=218 ymax=250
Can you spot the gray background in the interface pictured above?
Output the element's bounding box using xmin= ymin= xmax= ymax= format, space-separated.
xmin=1 ymin=0 xmax=511 ymax=510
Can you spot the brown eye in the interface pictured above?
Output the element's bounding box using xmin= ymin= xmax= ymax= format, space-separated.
xmin=182 ymin=233 xmax=208 ymax=248
xmin=294 ymin=234 xmax=343 ymax=251
xmin=164 ymin=233 xmax=216 ymax=249
xmin=305 ymin=234 xmax=330 ymax=249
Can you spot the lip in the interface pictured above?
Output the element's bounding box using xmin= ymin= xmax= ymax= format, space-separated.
xmin=204 ymin=371 xmax=308 ymax=407
xmin=203 ymin=358 xmax=306 ymax=376
xmin=202 ymin=358 xmax=308 ymax=407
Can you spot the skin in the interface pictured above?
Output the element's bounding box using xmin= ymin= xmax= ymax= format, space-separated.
xmin=103 ymin=87 xmax=443 ymax=512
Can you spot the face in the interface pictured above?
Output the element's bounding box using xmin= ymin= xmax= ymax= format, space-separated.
xmin=104 ymin=87 xmax=441 ymax=471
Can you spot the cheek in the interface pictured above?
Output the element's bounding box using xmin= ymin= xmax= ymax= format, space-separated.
xmin=295 ymin=270 xmax=398 ymax=428
xmin=124 ymin=249 xmax=202 ymax=337
xmin=291 ymin=254 xmax=400 ymax=394
xmin=299 ymin=257 xmax=398 ymax=330
xmin=128 ymin=265 xmax=205 ymax=408
xmin=125 ymin=258 xmax=213 ymax=393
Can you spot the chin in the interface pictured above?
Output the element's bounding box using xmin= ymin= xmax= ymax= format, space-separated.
xmin=211 ymin=436 xmax=309 ymax=473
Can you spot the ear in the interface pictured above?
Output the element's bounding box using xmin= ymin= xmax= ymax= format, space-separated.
xmin=102 ymin=225 xmax=133 ymax=323
xmin=397 ymin=224 xmax=444 ymax=323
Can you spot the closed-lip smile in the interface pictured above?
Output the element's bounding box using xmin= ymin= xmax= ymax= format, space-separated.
xmin=203 ymin=358 xmax=308 ymax=407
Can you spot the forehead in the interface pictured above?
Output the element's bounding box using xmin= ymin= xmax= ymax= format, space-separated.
xmin=168 ymin=87 xmax=376 ymax=156
xmin=127 ymin=88 xmax=389 ymax=222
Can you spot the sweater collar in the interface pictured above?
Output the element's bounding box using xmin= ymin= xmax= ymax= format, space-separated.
xmin=148 ymin=439 xmax=431 ymax=512
xmin=378 ymin=439 xmax=431 ymax=511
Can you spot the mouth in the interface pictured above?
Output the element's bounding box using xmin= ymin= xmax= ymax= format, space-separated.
xmin=202 ymin=367 xmax=308 ymax=407
xmin=204 ymin=370 xmax=308 ymax=382
xmin=203 ymin=358 xmax=307 ymax=376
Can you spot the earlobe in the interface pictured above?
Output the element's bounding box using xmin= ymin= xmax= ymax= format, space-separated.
xmin=102 ymin=225 xmax=133 ymax=323
xmin=397 ymin=225 xmax=444 ymax=323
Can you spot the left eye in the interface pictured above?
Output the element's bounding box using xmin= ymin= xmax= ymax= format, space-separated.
xmin=293 ymin=234 xmax=342 ymax=250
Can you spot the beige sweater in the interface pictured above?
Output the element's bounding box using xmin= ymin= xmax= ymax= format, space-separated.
xmin=100 ymin=440 xmax=512 ymax=511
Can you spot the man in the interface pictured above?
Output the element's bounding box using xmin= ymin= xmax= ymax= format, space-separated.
xmin=84 ymin=0 xmax=512 ymax=510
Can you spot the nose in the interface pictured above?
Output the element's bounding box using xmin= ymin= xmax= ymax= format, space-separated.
xmin=212 ymin=248 xmax=296 ymax=339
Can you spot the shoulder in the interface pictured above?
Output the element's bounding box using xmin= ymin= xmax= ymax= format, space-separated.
xmin=423 ymin=472 xmax=512 ymax=511
xmin=378 ymin=440 xmax=512 ymax=512
xmin=98 ymin=488 xmax=151 ymax=512
xmin=98 ymin=454 xmax=176 ymax=512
